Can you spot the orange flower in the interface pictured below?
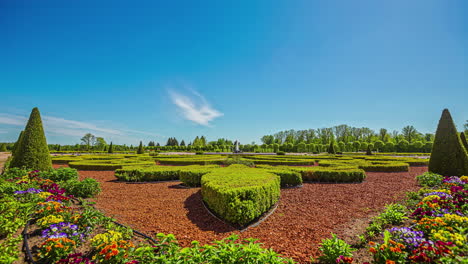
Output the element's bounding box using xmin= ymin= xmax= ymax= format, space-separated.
xmin=386 ymin=260 xmax=396 ymax=264
xmin=390 ymin=247 xmax=402 ymax=253
xmin=369 ymin=241 xmax=376 ymax=246
xmin=369 ymin=247 xmax=377 ymax=254
xmin=380 ymin=244 xmax=387 ymax=250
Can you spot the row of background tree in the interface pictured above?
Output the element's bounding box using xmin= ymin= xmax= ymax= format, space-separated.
xmin=1 ymin=123 xmax=467 ymax=153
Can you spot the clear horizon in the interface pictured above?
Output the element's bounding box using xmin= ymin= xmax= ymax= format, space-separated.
xmin=1 ymin=0 xmax=467 ymax=145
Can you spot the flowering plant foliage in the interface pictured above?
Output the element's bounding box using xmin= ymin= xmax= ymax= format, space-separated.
xmin=38 ymin=237 xmax=76 ymax=262
xmin=41 ymin=222 xmax=86 ymax=243
xmin=386 ymin=227 xmax=426 ymax=251
xmin=369 ymin=231 xmax=407 ymax=264
xmin=57 ymin=253 xmax=93 ymax=264
xmin=92 ymin=240 xmax=135 ymax=264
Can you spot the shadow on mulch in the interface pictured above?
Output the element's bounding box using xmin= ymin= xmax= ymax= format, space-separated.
xmin=183 ymin=191 xmax=236 ymax=234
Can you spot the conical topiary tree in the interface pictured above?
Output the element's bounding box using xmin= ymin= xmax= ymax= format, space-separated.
xmin=461 ymin=132 xmax=468 ymax=152
xmin=366 ymin=144 xmax=373 ymax=155
xmin=108 ymin=142 xmax=113 ymax=154
xmin=12 ymin=130 xmax=24 ymax=157
xmin=327 ymin=140 xmax=336 ymax=154
xmin=428 ymin=109 xmax=468 ymax=176
xmin=10 ymin=107 xmax=52 ymax=171
xmin=137 ymin=141 xmax=144 ymax=154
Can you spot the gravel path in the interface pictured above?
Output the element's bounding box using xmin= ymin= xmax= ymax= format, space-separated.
xmin=74 ymin=166 xmax=427 ymax=263
xmin=0 ymin=152 xmax=11 ymax=172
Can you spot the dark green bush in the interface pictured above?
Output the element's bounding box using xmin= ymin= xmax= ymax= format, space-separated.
xmin=265 ymin=168 xmax=302 ymax=187
xmin=179 ymin=167 xmax=217 ymax=187
xmin=115 ymin=166 xmax=181 ymax=181
xmin=294 ymin=167 xmax=366 ymax=182
xmin=62 ymin=178 xmax=101 ymax=198
xmin=9 ymin=107 xmax=52 ymax=171
xmin=358 ymin=162 xmax=409 ymax=172
xmin=276 ymin=151 xmax=286 ymax=155
xmin=201 ymin=165 xmax=280 ymax=226
xmin=429 ymin=109 xmax=468 ymax=176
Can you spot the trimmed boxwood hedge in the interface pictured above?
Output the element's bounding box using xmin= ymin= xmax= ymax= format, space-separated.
xmin=157 ymin=158 xmax=226 ymax=165
xmin=248 ymin=159 xmax=314 ymax=166
xmin=115 ymin=165 xmax=218 ymax=183
xmin=69 ymin=160 xmax=155 ymax=170
xmin=258 ymin=166 xmax=302 ymax=187
xmin=358 ymin=162 xmax=409 ymax=172
xmin=290 ymin=166 xmax=366 ymax=182
xmin=201 ymin=165 xmax=280 ymax=226
xmin=51 ymin=157 xmax=84 ymax=164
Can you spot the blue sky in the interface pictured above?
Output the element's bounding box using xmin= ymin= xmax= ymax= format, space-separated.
xmin=1 ymin=0 xmax=467 ymax=145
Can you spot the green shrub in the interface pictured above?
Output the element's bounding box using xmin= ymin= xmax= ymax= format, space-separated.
xmin=38 ymin=167 xmax=78 ymax=182
xmin=157 ymin=158 xmax=225 ymax=165
xmin=358 ymin=162 xmax=409 ymax=172
xmin=251 ymin=159 xmax=314 ymax=166
xmin=276 ymin=151 xmax=286 ymax=155
xmin=69 ymin=160 xmax=154 ymax=170
xmin=179 ymin=167 xmax=217 ymax=187
xmin=265 ymin=168 xmax=302 ymax=187
xmin=416 ymin=172 xmax=443 ymax=187
xmin=1 ymin=167 xmax=29 ymax=180
xmin=51 ymin=156 xmax=83 ymax=164
xmin=9 ymin=107 xmax=52 ymax=171
xmin=137 ymin=141 xmax=144 ymax=154
xmin=108 ymin=142 xmax=113 ymax=153
xmin=115 ymin=166 xmax=181 ymax=181
xmin=376 ymin=203 xmax=407 ymax=225
xmin=461 ymin=132 xmax=468 ymax=151
xmin=222 ymin=156 xmax=254 ymax=167
xmin=294 ymin=167 xmax=366 ymax=183
xmin=318 ymin=233 xmax=355 ymax=264
xmin=201 ymin=165 xmax=280 ymax=226
xmin=429 ymin=109 xmax=468 ymax=176
xmin=62 ymin=178 xmax=101 ymax=198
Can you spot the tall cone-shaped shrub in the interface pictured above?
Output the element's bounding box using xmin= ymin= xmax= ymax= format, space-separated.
xmin=10 ymin=108 xmax=52 ymax=171
xmin=366 ymin=144 xmax=373 ymax=155
xmin=460 ymin=132 xmax=468 ymax=152
xmin=327 ymin=140 xmax=335 ymax=154
xmin=137 ymin=141 xmax=144 ymax=154
xmin=108 ymin=142 xmax=113 ymax=153
xmin=428 ymin=109 xmax=468 ymax=176
xmin=12 ymin=130 xmax=24 ymax=157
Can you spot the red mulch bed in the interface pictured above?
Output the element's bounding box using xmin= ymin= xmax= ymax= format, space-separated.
xmin=58 ymin=165 xmax=426 ymax=263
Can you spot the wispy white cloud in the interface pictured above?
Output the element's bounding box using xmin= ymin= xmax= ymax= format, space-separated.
xmin=0 ymin=114 xmax=26 ymax=126
xmin=43 ymin=116 xmax=124 ymax=136
xmin=169 ymin=90 xmax=223 ymax=126
xmin=0 ymin=113 xmax=164 ymax=143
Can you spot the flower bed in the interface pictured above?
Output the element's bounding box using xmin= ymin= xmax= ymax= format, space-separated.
xmin=0 ymin=167 xmax=294 ymax=263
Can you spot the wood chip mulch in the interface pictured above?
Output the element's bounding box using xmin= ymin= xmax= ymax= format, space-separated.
xmin=74 ymin=166 xmax=427 ymax=263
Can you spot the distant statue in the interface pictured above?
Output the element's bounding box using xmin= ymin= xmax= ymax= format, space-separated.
xmin=233 ymin=140 xmax=240 ymax=153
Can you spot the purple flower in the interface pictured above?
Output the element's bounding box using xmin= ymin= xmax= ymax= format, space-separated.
xmin=388 ymin=227 xmax=427 ymax=250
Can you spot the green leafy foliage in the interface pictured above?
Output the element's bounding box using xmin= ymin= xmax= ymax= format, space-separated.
xmin=61 ymin=178 xmax=101 ymax=198
xmin=429 ymin=109 xmax=468 ymax=176
xmin=201 ymin=165 xmax=280 ymax=226
xmin=416 ymin=172 xmax=444 ymax=187
xmin=131 ymin=234 xmax=295 ymax=263
xmin=137 ymin=141 xmax=144 ymax=154
xmin=10 ymin=108 xmax=52 ymax=171
xmin=318 ymin=233 xmax=355 ymax=263
xmin=38 ymin=167 xmax=78 ymax=182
